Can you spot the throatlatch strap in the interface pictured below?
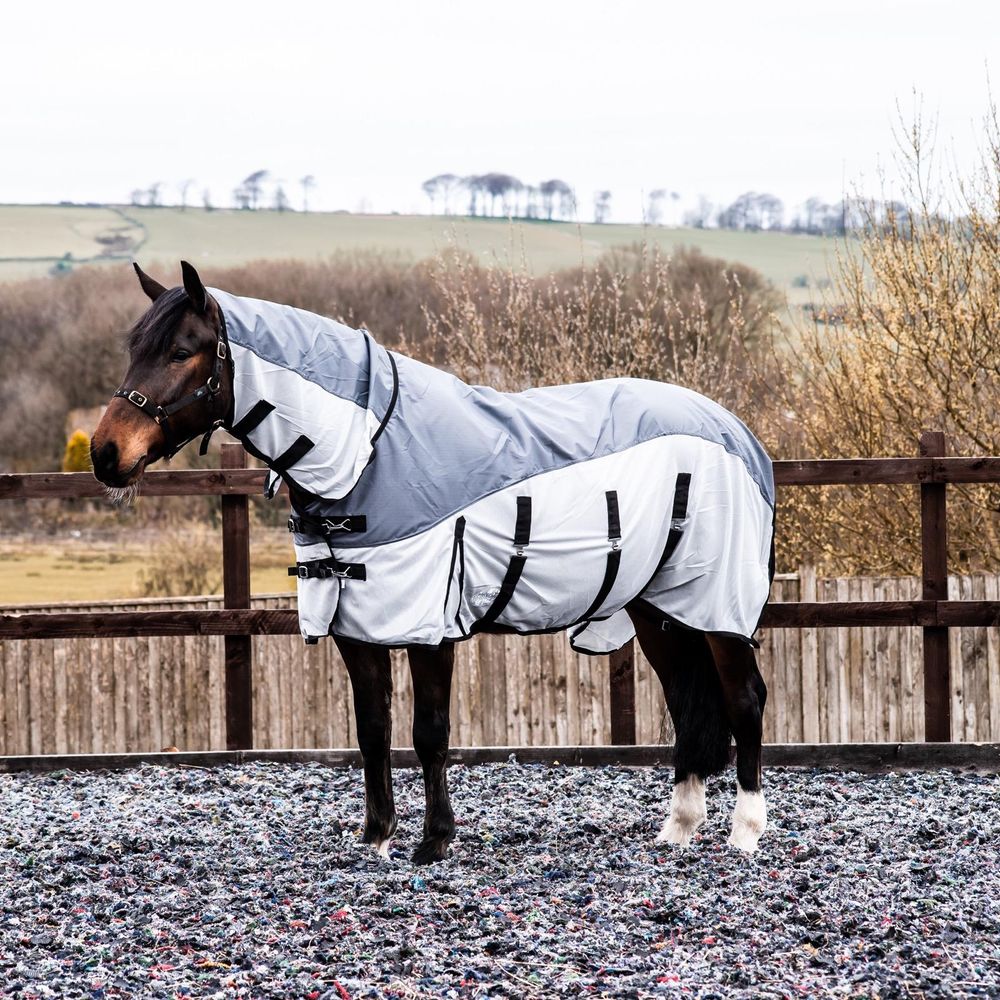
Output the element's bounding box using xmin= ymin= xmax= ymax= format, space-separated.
xmin=272 ymin=435 xmax=315 ymax=473
xmin=657 ymin=472 xmax=692 ymax=569
xmin=471 ymin=496 xmax=532 ymax=632
xmin=289 ymin=558 xmax=366 ymax=581
xmin=231 ymin=400 xmax=275 ymax=437
xmin=287 ymin=513 xmax=367 ymax=536
xmin=579 ymin=490 xmax=623 ymax=623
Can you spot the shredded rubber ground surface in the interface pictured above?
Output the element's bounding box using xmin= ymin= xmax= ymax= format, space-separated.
xmin=0 ymin=762 xmax=997 ymax=998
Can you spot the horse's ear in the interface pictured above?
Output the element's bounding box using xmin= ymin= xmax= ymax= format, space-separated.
xmin=180 ymin=260 xmax=208 ymax=314
xmin=133 ymin=262 xmax=167 ymax=302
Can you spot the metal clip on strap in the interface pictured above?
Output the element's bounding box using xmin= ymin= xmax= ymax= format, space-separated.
xmin=289 ymin=558 xmax=367 ymax=581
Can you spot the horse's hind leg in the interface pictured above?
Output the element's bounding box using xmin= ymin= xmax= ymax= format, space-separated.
xmin=336 ymin=637 xmax=397 ymax=858
xmin=706 ymin=634 xmax=768 ymax=852
xmin=407 ymin=643 xmax=456 ymax=865
xmin=627 ymin=609 xmax=732 ymax=847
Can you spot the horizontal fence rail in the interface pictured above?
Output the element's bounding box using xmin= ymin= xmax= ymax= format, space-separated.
xmin=4 ymin=456 xmax=1000 ymax=500
xmin=1 ymin=431 xmax=998 ymax=755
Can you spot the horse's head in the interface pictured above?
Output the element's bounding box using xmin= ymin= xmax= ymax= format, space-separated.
xmin=91 ymin=261 xmax=230 ymax=489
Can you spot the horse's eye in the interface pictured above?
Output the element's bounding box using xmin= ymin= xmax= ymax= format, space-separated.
xmin=171 ymin=350 xmax=192 ymax=363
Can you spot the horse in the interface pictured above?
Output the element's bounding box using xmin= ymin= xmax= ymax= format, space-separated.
xmin=91 ymin=261 xmax=774 ymax=864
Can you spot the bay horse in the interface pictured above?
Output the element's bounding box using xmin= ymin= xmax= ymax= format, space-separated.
xmin=91 ymin=261 xmax=773 ymax=864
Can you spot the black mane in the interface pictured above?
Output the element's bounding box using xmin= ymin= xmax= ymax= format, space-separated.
xmin=126 ymin=287 xmax=192 ymax=359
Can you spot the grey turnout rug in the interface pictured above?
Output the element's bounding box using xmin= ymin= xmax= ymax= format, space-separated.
xmin=213 ymin=289 xmax=775 ymax=653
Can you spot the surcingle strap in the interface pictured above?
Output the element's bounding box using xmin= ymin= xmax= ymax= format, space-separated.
xmin=471 ymin=496 xmax=531 ymax=632
xmin=578 ymin=489 xmax=623 ymax=623
xmin=288 ymin=513 xmax=368 ymax=536
xmin=657 ymin=472 xmax=692 ymax=569
xmin=289 ymin=558 xmax=366 ymax=581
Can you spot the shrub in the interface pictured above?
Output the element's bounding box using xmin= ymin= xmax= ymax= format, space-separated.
xmin=760 ymin=104 xmax=1000 ymax=573
xmin=61 ymin=430 xmax=91 ymax=472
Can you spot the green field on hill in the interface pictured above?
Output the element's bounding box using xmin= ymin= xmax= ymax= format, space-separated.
xmin=0 ymin=204 xmax=841 ymax=304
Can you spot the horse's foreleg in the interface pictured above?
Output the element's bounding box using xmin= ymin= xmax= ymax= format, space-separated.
xmin=628 ymin=610 xmax=730 ymax=847
xmin=337 ymin=638 xmax=397 ymax=858
xmin=706 ymin=634 xmax=768 ymax=853
xmin=407 ymin=643 xmax=456 ymax=864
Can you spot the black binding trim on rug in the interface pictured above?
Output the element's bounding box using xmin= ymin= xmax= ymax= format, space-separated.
xmin=369 ymin=350 xmax=399 ymax=448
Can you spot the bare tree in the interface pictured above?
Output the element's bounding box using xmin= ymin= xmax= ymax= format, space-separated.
xmin=177 ymin=179 xmax=195 ymax=211
xmin=539 ymin=179 xmax=574 ymax=221
xmin=146 ymin=182 xmax=163 ymax=207
xmin=233 ymin=185 xmax=251 ymax=210
xmin=129 ymin=189 xmax=144 ymax=207
xmin=242 ymin=170 xmax=269 ymax=210
xmin=300 ymin=175 xmax=316 ymax=213
xmin=273 ymin=185 xmax=290 ymax=212
xmin=646 ymin=189 xmax=666 ymax=225
xmin=422 ymin=176 xmax=440 ymax=213
xmin=558 ymin=184 xmax=577 ymax=221
xmin=684 ymin=195 xmax=715 ymax=228
xmin=463 ymin=175 xmax=486 ymax=216
xmin=202 ymin=188 xmax=214 ymax=212
xmin=594 ymin=190 xmax=612 ymax=224
xmin=523 ymin=185 xmax=539 ymax=219
xmin=422 ymin=173 xmax=459 ymax=214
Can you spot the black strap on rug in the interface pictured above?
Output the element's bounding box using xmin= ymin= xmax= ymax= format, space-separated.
xmin=272 ymin=435 xmax=315 ymax=474
xmin=289 ymin=557 xmax=366 ymax=581
xmin=660 ymin=472 xmax=691 ymax=565
xmin=578 ymin=490 xmax=623 ymax=623
xmin=230 ymin=400 xmax=275 ymax=437
xmin=287 ymin=512 xmax=367 ymax=536
xmin=471 ymin=496 xmax=531 ymax=632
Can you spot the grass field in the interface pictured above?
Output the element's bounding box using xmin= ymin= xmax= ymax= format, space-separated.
xmin=0 ymin=204 xmax=841 ymax=304
xmin=0 ymin=538 xmax=293 ymax=605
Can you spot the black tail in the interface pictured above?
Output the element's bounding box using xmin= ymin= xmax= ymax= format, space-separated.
xmin=662 ymin=627 xmax=732 ymax=779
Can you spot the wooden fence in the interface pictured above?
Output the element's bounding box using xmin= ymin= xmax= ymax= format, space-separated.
xmin=1 ymin=568 xmax=998 ymax=756
xmin=2 ymin=435 xmax=1000 ymax=758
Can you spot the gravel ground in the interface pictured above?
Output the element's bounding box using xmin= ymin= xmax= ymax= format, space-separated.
xmin=0 ymin=761 xmax=997 ymax=999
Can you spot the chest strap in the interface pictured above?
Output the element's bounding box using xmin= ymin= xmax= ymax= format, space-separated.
xmin=289 ymin=558 xmax=366 ymax=581
xmin=288 ymin=512 xmax=367 ymax=536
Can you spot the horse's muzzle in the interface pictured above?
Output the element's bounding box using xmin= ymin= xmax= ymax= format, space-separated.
xmin=90 ymin=439 xmax=146 ymax=487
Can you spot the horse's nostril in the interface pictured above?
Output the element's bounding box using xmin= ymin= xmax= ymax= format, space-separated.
xmin=91 ymin=440 xmax=119 ymax=479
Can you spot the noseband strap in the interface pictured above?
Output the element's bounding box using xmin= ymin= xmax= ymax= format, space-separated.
xmin=114 ymin=324 xmax=232 ymax=460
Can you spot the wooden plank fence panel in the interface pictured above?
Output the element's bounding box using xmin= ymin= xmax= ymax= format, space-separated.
xmin=0 ymin=572 xmax=997 ymax=754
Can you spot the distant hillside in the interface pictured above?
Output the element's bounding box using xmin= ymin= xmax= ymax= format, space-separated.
xmin=0 ymin=204 xmax=841 ymax=304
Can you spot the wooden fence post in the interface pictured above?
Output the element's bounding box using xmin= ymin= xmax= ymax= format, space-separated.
xmin=919 ymin=430 xmax=951 ymax=742
xmin=221 ymin=442 xmax=253 ymax=750
xmin=609 ymin=639 xmax=636 ymax=744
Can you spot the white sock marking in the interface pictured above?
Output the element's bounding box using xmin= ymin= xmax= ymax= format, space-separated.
xmin=729 ymin=787 xmax=767 ymax=852
xmin=655 ymin=775 xmax=707 ymax=847
xmin=374 ymin=839 xmax=391 ymax=860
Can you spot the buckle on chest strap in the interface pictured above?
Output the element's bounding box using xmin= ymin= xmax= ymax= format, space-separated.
xmin=287 ymin=513 xmax=368 ymax=536
xmin=289 ymin=558 xmax=367 ymax=581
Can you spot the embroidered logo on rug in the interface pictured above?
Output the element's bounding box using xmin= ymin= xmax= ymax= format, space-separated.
xmin=471 ymin=586 xmax=501 ymax=608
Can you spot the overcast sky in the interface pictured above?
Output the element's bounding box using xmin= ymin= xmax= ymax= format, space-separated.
xmin=2 ymin=0 xmax=997 ymax=222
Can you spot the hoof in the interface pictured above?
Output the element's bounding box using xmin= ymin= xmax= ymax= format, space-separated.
xmin=412 ymin=836 xmax=451 ymax=865
xmin=655 ymin=817 xmax=699 ymax=848
xmin=372 ymin=839 xmax=392 ymax=860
